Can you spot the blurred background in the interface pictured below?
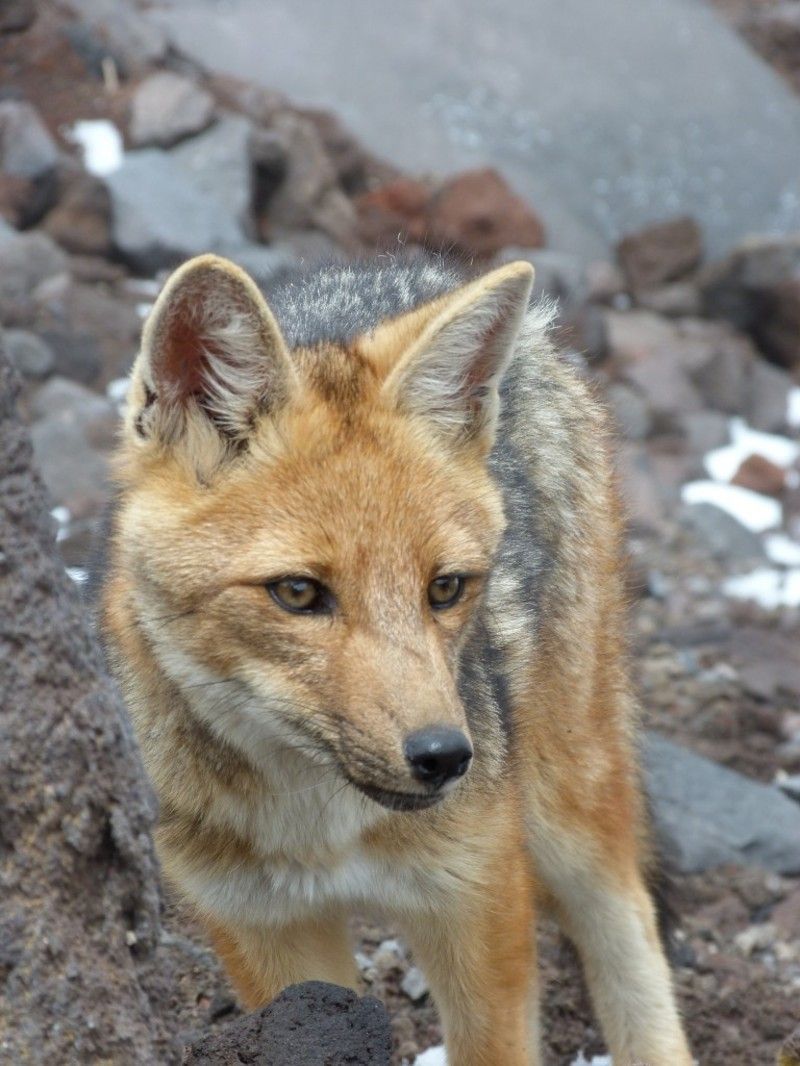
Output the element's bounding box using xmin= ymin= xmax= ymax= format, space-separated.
xmin=1 ymin=1 xmax=800 ymax=1063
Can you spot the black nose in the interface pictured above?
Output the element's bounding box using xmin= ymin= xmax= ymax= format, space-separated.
xmin=404 ymin=727 xmax=473 ymax=789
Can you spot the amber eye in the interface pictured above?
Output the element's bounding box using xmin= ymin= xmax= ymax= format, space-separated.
xmin=428 ymin=574 xmax=465 ymax=609
xmin=268 ymin=577 xmax=331 ymax=615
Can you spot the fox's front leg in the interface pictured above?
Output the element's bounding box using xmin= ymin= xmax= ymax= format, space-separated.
xmin=402 ymin=824 xmax=539 ymax=1066
xmin=203 ymin=908 xmax=359 ymax=1010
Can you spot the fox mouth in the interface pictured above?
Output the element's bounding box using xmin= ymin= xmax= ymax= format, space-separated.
xmin=346 ymin=775 xmax=443 ymax=812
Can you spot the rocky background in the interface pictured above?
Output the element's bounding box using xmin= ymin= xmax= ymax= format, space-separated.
xmin=1 ymin=1 xmax=800 ymax=1063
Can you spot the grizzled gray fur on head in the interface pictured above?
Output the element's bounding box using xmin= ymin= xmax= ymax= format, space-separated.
xmin=263 ymin=256 xmax=467 ymax=349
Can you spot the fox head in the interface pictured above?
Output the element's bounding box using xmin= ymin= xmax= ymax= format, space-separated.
xmin=112 ymin=255 xmax=533 ymax=811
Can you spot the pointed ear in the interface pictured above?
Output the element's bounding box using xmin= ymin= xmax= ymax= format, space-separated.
xmin=134 ymin=254 xmax=296 ymax=443
xmin=381 ymin=261 xmax=534 ymax=448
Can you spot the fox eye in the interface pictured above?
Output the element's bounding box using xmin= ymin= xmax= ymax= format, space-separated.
xmin=428 ymin=574 xmax=465 ymax=609
xmin=268 ymin=577 xmax=331 ymax=614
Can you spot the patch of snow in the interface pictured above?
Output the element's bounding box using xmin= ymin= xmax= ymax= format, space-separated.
xmin=722 ymin=566 xmax=800 ymax=609
xmin=764 ymin=533 xmax=800 ymax=567
xmin=50 ymin=505 xmax=70 ymax=527
xmin=414 ymin=1048 xmax=447 ymax=1066
xmin=66 ymin=567 xmax=88 ymax=585
xmin=704 ymin=417 xmax=800 ymax=482
xmin=571 ymin=1054 xmax=612 ymax=1066
xmin=106 ymin=377 xmax=131 ymax=404
xmin=66 ymin=120 xmax=123 ymax=177
xmin=788 ymin=387 xmax=800 ymax=430
xmin=125 ymin=277 xmax=162 ymax=298
xmin=136 ymin=301 xmax=154 ymax=320
xmin=681 ymin=480 xmax=782 ymax=532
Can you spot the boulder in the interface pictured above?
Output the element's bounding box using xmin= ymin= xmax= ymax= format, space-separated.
xmin=64 ymin=0 xmax=168 ymax=71
xmin=355 ymin=175 xmax=432 ymax=248
xmin=0 ymin=230 xmax=68 ymax=326
xmin=0 ymin=349 xmax=168 ymax=1063
xmin=41 ymin=168 xmax=112 ymax=257
xmin=644 ymin=732 xmax=800 ymax=875
xmin=0 ymin=100 xmax=60 ymax=226
xmin=616 ymin=216 xmax=703 ymax=291
xmin=3 ymin=328 xmax=54 ymax=380
xmin=106 ymin=149 xmax=243 ymax=273
xmin=426 ymin=167 xmax=545 ymax=258
xmin=678 ymin=501 xmax=766 ymax=562
xmin=129 ymin=72 xmax=216 ymax=149
xmin=183 ymin=982 xmax=392 ymax=1065
xmin=29 ymin=377 xmax=117 ymax=520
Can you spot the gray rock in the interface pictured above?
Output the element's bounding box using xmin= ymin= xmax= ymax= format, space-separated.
xmin=0 ymin=100 xmax=59 ymax=179
xmin=0 ymin=230 xmax=68 ymax=326
xmin=29 ymin=377 xmax=117 ymax=520
xmin=635 ymin=281 xmax=701 ymax=318
xmin=747 ymin=358 xmax=795 ymax=433
xmin=170 ymin=113 xmax=254 ymax=237
xmin=183 ymin=982 xmax=392 ymax=1065
xmin=3 ymin=329 xmax=54 ymax=379
xmin=129 ymin=71 xmax=216 ymax=149
xmin=106 ymin=149 xmax=243 ymax=272
xmin=65 ymin=0 xmax=168 ymax=69
xmin=0 ymin=0 xmax=36 ymax=32
xmin=778 ymin=774 xmax=800 ymax=805
xmin=678 ymin=502 xmax=766 ymax=562
xmin=676 ymin=409 xmax=730 ymax=453
xmin=644 ymin=732 xmax=800 ymax=875
xmin=617 ymin=216 xmax=703 ymax=291
xmin=605 ymin=381 xmax=652 ymax=441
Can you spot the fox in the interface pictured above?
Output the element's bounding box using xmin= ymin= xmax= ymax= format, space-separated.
xmin=99 ymin=251 xmax=693 ymax=1065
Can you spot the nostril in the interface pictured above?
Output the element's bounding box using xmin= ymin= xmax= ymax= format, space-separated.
xmin=404 ymin=726 xmax=473 ymax=788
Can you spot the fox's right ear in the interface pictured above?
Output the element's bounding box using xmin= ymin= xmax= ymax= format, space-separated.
xmin=129 ymin=254 xmax=296 ymax=448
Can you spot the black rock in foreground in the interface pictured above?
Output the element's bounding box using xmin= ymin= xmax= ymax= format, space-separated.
xmin=183 ymin=981 xmax=393 ymax=1065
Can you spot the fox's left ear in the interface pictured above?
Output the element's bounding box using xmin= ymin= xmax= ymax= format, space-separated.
xmin=382 ymin=261 xmax=534 ymax=449
xmin=131 ymin=254 xmax=296 ymax=446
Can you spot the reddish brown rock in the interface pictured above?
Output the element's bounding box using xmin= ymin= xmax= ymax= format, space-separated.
xmin=41 ymin=169 xmax=112 ymax=257
xmin=731 ymin=453 xmax=787 ymax=497
xmin=356 ymin=176 xmax=432 ymax=248
xmin=427 ymin=167 xmax=545 ymax=258
xmin=617 ymin=215 xmax=703 ymax=291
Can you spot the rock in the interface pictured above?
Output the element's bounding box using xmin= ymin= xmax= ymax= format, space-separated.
xmin=0 ymin=100 xmax=58 ymax=180
xmin=260 ymin=109 xmax=359 ymax=248
xmin=41 ymin=168 xmax=112 ymax=257
xmin=29 ymin=377 xmax=117 ymax=520
xmin=676 ymin=410 xmax=730 ymax=453
xmin=635 ymin=280 xmax=702 ymax=317
xmin=183 ymin=982 xmax=392 ymax=1065
xmin=0 ymin=350 xmax=168 ymax=1062
xmin=616 ymin=216 xmax=703 ymax=291
xmin=779 ymin=1024 xmax=800 ymax=1066
xmin=170 ymin=113 xmax=255 ymax=237
xmin=3 ymin=329 xmax=54 ymax=379
xmin=725 ymin=626 xmax=800 ymax=702
xmin=129 ymin=72 xmax=216 ymax=149
xmin=300 ymin=107 xmax=398 ymax=195
xmin=644 ymin=732 xmax=800 ymax=875
xmin=777 ymin=775 xmax=800 ymax=805
xmin=615 ymin=443 xmax=666 ymax=531
xmin=356 ymin=175 xmax=432 ymax=248
xmin=679 ymin=502 xmax=766 ymax=562
xmin=605 ymin=381 xmax=652 ymax=441
xmin=64 ymin=0 xmax=168 ymax=71
xmin=747 ymin=358 xmax=795 ymax=433
xmin=222 ymin=243 xmax=296 ymax=287
xmin=702 ymin=236 xmax=800 ymax=368
xmin=106 ymin=149 xmax=243 ymax=273
xmin=731 ymin=454 xmax=787 ymax=497
xmin=427 ymin=167 xmax=545 ymax=259
xmin=585 ymin=259 xmax=627 ymax=303
xmin=0 ymin=0 xmax=36 ymax=33
xmin=0 ymin=230 xmax=68 ymax=326
xmin=400 ymin=966 xmax=429 ymax=1002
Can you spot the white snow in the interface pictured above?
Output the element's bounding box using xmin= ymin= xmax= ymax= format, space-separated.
xmin=703 ymin=417 xmax=800 ymax=483
xmin=571 ymin=1054 xmax=612 ymax=1066
xmin=66 ymin=567 xmax=88 ymax=585
xmin=681 ymin=480 xmax=782 ymax=532
xmin=136 ymin=301 xmax=154 ymax=320
xmin=106 ymin=377 xmax=131 ymax=404
xmin=66 ymin=120 xmax=123 ymax=177
xmin=50 ymin=505 xmax=70 ymax=527
xmin=722 ymin=566 xmax=800 ymax=609
xmin=788 ymin=387 xmax=800 ymax=430
xmin=764 ymin=533 xmax=800 ymax=567
xmin=414 ymin=1048 xmax=447 ymax=1066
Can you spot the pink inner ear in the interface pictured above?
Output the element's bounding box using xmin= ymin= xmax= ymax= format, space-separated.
xmin=462 ymin=313 xmax=506 ymax=412
xmin=158 ymin=313 xmax=210 ymax=403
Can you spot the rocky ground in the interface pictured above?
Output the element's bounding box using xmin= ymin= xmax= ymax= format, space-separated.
xmin=2 ymin=1 xmax=800 ymax=1064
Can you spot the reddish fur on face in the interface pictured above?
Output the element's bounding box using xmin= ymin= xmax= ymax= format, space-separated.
xmin=101 ymin=256 xmax=693 ymax=1066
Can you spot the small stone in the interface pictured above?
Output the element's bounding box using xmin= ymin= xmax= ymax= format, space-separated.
xmin=400 ymin=965 xmax=429 ymax=1002
xmin=734 ymin=922 xmax=777 ymax=956
xmin=129 ymin=72 xmax=216 ymax=149
xmin=0 ymin=0 xmax=36 ymax=33
xmin=4 ymin=329 xmax=54 ymax=379
xmin=616 ymin=216 xmax=703 ymax=291
xmin=731 ymin=454 xmax=787 ymax=497
xmin=0 ymin=100 xmax=58 ymax=179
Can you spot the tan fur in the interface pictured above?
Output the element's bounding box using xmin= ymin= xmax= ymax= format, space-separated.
xmin=102 ymin=255 xmax=692 ymax=1065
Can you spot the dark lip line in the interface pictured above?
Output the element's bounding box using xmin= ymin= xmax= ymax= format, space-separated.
xmin=344 ymin=775 xmax=443 ymax=812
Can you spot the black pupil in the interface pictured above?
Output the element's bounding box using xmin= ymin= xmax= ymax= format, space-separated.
xmin=287 ymin=580 xmax=313 ymax=603
xmin=431 ymin=576 xmax=460 ymax=605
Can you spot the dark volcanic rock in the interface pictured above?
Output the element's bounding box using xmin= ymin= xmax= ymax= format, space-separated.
xmin=182 ymin=982 xmax=392 ymax=1066
xmin=617 ymin=216 xmax=703 ymax=291
xmin=0 ymin=347 xmax=167 ymax=1062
